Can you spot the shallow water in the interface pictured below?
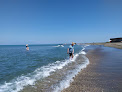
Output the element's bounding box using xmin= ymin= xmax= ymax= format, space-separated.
xmin=0 ymin=44 xmax=89 ymax=92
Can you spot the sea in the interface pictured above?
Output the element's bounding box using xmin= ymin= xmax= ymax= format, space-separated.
xmin=0 ymin=44 xmax=89 ymax=92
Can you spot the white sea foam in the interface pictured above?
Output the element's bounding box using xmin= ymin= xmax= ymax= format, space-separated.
xmin=53 ymin=56 xmax=89 ymax=92
xmin=79 ymin=51 xmax=86 ymax=55
xmin=52 ymin=45 xmax=64 ymax=47
xmin=85 ymin=45 xmax=90 ymax=47
xmin=0 ymin=51 xmax=80 ymax=92
xmin=0 ymin=45 xmax=89 ymax=92
xmin=52 ymin=45 xmax=60 ymax=47
xmin=61 ymin=45 xmax=64 ymax=47
xmin=79 ymin=46 xmax=86 ymax=55
xmin=52 ymin=45 xmax=90 ymax=92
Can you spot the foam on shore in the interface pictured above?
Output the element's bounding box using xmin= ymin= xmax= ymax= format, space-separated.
xmin=0 ymin=45 xmax=89 ymax=92
xmin=53 ymin=56 xmax=89 ymax=92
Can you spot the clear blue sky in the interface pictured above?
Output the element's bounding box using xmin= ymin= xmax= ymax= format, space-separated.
xmin=0 ymin=0 xmax=122 ymax=45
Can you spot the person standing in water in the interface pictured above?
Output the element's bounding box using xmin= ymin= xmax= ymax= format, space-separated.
xmin=26 ymin=44 xmax=29 ymax=50
xmin=67 ymin=42 xmax=76 ymax=59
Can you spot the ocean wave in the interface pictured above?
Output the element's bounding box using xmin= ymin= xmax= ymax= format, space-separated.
xmin=0 ymin=50 xmax=79 ymax=92
xmin=52 ymin=45 xmax=60 ymax=47
xmin=52 ymin=45 xmax=64 ymax=47
xmin=52 ymin=46 xmax=89 ymax=92
xmin=0 ymin=45 xmax=89 ymax=92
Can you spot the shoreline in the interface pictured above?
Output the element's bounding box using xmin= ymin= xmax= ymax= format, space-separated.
xmin=87 ymin=42 xmax=122 ymax=49
xmin=62 ymin=44 xmax=122 ymax=92
xmin=20 ymin=46 xmax=89 ymax=92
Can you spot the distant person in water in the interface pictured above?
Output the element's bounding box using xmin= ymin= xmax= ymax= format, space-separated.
xmin=67 ymin=42 xmax=76 ymax=59
xmin=26 ymin=44 xmax=29 ymax=50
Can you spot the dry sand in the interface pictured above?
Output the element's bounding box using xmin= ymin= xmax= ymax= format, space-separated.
xmin=62 ymin=46 xmax=122 ymax=92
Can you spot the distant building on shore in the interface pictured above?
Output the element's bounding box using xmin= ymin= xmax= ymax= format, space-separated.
xmin=109 ymin=37 xmax=122 ymax=42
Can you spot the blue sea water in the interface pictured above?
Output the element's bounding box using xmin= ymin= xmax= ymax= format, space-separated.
xmin=0 ymin=44 xmax=89 ymax=92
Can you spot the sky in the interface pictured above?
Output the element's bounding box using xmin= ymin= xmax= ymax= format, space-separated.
xmin=0 ymin=0 xmax=122 ymax=45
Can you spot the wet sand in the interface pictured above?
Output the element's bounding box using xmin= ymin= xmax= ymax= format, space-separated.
xmin=87 ymin=42 xmax=122 ymax=49
xmin=20 ymin=50 xmax=89 ymax=92
xmin=62 ymin=46 xmax=122 ymax=92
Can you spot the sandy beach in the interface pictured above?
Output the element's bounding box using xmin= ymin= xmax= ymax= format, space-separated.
xmin=1 ymin=0 xmax=122 ymax=92
xmin=62 ymin=44 xmax=122 ymax=92
xmin=88 ymin=42 xmax=122 ymax=49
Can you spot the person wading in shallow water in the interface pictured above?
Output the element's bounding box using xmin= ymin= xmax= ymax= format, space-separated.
xmin=26 ymin=44 xmax=29 ymax=50
xmin=67 ymin=42 xmax=76 ymax=59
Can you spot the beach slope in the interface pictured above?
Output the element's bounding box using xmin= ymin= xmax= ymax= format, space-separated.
xmin=88 ymin=42 xmax=122 ymax=49
xmin=62 ymin=45 xmax=122 ymax=92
